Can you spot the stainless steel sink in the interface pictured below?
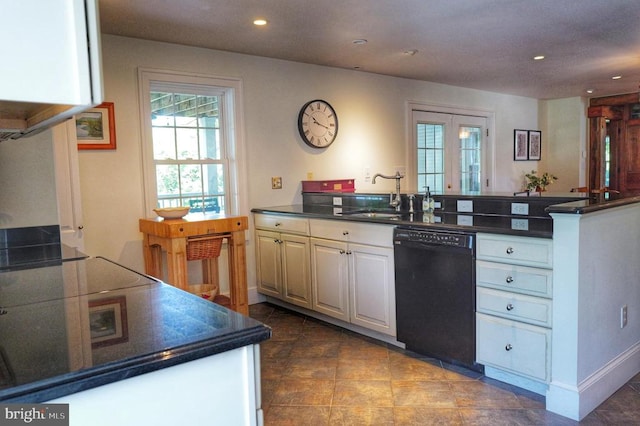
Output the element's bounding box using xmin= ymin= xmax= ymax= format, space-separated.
xmin=340 ymin=210 xmax=402 ymax=219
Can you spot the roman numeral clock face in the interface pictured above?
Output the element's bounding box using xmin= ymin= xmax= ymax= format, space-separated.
xmin=297 ymin=100 xmax=338 ymax=148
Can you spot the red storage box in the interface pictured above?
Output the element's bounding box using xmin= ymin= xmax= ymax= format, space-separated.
xmin=302 ymin=179 xmax=355 ymax=193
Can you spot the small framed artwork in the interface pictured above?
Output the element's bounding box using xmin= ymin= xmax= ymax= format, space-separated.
xmin=514 ymin=129 xmax=529 ymax=161
xmin=76 ymin=102 xmax=116 ymax=150
xmin=528 ymin=130 xmax=542 ymax=160
xmin=89 ymin=296 xmax=128 ymax=349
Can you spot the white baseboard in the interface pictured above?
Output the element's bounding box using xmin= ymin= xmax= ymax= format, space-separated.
xmin=547 ymin=340 xmax=640 ymax=421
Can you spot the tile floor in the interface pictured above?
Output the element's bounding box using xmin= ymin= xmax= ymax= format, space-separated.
xmin=249 ymin=302 xmax=640 ymax=425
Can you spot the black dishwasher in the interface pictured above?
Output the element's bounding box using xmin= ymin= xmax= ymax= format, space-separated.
xmin=394 ymin=226 xmax=481 ymax=372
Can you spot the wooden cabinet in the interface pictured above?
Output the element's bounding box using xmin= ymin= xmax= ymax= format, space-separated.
xmin=254 ymin=214 xmax=312 ymax=308
xmin=476 ymin=233 xmax=553 ymax=390
xmin=309 ymin=219 xmax=396 ymax=336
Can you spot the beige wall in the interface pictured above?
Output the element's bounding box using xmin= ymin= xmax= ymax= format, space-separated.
xmin=72 ymin=34 xmax=584 ymax=294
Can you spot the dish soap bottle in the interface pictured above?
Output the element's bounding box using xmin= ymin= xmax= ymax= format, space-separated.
xmin=422 ymin=186 xmax=435 ymax=213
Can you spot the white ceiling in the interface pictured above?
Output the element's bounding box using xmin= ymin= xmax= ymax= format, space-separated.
xmin=99 ymin=0 xmax=640 ymax=100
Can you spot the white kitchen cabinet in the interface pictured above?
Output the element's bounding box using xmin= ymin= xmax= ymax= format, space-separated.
xmin=254 ymin=214 xmax=312 ymax=309
xmin=309 ymin=219 xmax=395 ymax=336
xmin=476 ymin=233 xmax=553 ymax=392
xmin=0 ymin=0 xmax=103 ymax=140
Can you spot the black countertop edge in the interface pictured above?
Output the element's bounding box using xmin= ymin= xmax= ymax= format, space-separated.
xmin=545 ymin=195 xmax=640 ymax=214
xmin=251 ymin=206 xmax=553 ymax=238
xmin=1 ymin=325 xmax=271 ymax=403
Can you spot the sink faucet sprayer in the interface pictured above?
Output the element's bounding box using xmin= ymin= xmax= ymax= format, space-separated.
xmin=372 ymin=171 xmax=404 ymax=211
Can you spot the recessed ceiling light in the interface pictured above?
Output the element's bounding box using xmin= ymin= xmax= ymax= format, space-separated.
xmin=404 ymin=49 xmax=418 ymax=56
xmin=586 ymin=89 xmax=594 ymax=94
xmin=533 ymin=55 xmax=545 ymax=61
xmin=352 ymin=39 xmax=368 ymax=45
xmin=612 ymin=75 xmax=622 ymax=80
xmin=253 ymin=19 xmax=268 ymax=26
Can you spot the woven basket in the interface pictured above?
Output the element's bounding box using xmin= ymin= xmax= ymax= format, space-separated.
xmin=186 ymin=236 xmax=223 ymax=260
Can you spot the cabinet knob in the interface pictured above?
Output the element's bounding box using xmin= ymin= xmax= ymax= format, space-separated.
xmin=505 ymin=276 xmax=514 ymax=283
xmin=78 ymin=225 xmax=84 ymax=230
xmin=342 ymin=231 xmax=349 ymax=235
xmin=506 ymin=247 xmax=514 ymax=254
xmin=346 ymin=250 xmax=352 ymax=255
xmin=505 ymin=344 xmax=513 ymax=351
xmin=506 ymin=303 xmax=514 ymax=311
xmin=339 ymin=249 xmax=346 ymax=254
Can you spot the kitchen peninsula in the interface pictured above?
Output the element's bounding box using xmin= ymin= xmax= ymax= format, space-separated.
xmin=252 ymin=191 xmax=640 ymax=421
xmin=0 ymin=253 xmax=270 ymax=425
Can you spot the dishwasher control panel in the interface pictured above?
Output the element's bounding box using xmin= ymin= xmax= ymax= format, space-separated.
xmin=394 ymin=228 xmax=474 ymax=249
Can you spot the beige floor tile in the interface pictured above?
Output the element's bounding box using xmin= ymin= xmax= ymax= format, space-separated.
xmin=449 ymin=380 xmax=523 ymax=409
xmin=252 ymin=303 xmax=640 ymax=425
xmin=265 ymin=405 xmax=331 ymax=425
xmin=271 ymin=378 xmax=335 ymax=406
xmin=389 ymin=356 xmax=449 ymax=381
xmin=391 ymin=380 xmax=456 ymax=407
xmin=284 ymin=357 xmax=337 ymax=380
xmin=393 ymin=407 xmax=464 ymax=425
xmin=289 ymin=339 xmax=341 ymax=358
xmin=336 ymin=357 xmax=391 ymax=380
xmin=328 ymin=406 xmax=394 ymax=425
xmin=333 ymin=379 xmax=394 ymax=407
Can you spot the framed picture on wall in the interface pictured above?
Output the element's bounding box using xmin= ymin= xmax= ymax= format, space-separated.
xmin=528 ymin=130 xmax=542 ymax=160
xmin=514 ymin=129 xmax=528 ymax=161
xmin=76 ymin=102 xmax=117 ymax=150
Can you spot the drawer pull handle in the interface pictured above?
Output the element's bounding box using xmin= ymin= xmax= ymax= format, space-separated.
xmin=343 ymin=231 xmax=349 ymax=235
xmin=505 ymin=344 xmax=513 ymax=351
xmin=505 ymin=276 xmax=514 ymax=283
xmin=275 ymin=222 xmax=281 ymax=227
xmin=339 ymin=249 xmax=346 ymax=254
xmin=506 ymin=303 xmax=514 ymax=311
xmin=506 ymin=247 xmax=514 ymax=254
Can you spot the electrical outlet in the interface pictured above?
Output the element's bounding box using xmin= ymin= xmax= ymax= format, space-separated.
xmin=364 ymin=167 xmax=371 ymax=183
xmin=621 ymin=305 xmax=628 ymax=328
xmin=511 ymin=202 xmax=529 ymax=215
xmin=271 ymin=176 xmax=282 ymax=189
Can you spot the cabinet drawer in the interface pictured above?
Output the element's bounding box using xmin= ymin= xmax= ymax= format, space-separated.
xmin=309 ymin=219 xmax=394 ymax=247
xmin=254 ymin=214 xmax=309 ymax=235
xmin=477 ymin=233 xmax=552 ymax=268
xmin=477 ymin=287 xmax=552 ymax=327
xmin=476 ymin=313 xmax=550 ymax=382
xmin=476 ymin=260 xmax=552 ymax=298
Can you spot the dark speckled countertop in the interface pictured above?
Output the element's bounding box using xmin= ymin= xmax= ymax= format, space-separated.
xmin=0 ymin=257 xmax=270 ymax=402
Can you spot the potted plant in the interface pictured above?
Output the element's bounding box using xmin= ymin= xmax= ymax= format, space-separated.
xmin=525 ymin=170 xmax=558 ymax=192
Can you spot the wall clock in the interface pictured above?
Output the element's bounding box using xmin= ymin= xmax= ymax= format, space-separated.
xmin=297 ymin=99 xmax=338 ymax=148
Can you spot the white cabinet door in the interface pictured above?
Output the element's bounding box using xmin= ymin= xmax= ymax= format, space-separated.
xmin=281 ymin=234 xmax=312 ymax=308
xmin=349 ymin=243 xmax=396 ymax=336
xmin=53 ymin=120 xmax=85 ymax=250
xmin=311 ymin=238 xmax=349 ymax=322
xmin=255 ymin=230 xmax=282 ymax=297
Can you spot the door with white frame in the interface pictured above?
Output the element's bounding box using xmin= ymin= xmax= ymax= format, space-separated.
xmin=53 ymin=120 xmax=85 ymax=251
xmin=411 ymin=110 xmax=489 ymax=194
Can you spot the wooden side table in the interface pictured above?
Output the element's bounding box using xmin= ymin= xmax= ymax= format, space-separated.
xmin=139 ymin=215 xmax=249 ymax=315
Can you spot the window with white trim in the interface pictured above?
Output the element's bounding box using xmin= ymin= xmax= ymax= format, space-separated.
xmin=138 ymin=69 xmax=245 ymax=216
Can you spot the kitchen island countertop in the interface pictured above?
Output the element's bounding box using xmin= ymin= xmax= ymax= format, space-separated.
xmin=0 ymin=256 xmax=271 ymax=403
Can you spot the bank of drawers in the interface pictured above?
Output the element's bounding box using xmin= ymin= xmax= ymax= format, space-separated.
xmin=476 ymin=233 xmax=553 ymax=383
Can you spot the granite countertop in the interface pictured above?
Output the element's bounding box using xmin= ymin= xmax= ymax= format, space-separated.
xmin=0 ymin=256 xmax=270 ymax=402
xmin=252 ymin=204 xmax=557 ymax=238
xmin=254 ymin=192 xmax=640 ymax=238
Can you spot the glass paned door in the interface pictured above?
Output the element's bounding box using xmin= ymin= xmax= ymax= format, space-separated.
xmin=413 ymin=111 xmax=487 ymax=193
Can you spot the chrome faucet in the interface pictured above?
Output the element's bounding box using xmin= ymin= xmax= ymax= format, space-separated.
xmin=372 ymin=171 xmax=404 ymax=211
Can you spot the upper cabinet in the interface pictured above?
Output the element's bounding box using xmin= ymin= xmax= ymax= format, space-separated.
xmin=0 ymin=0 xmax=103 ymax=141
